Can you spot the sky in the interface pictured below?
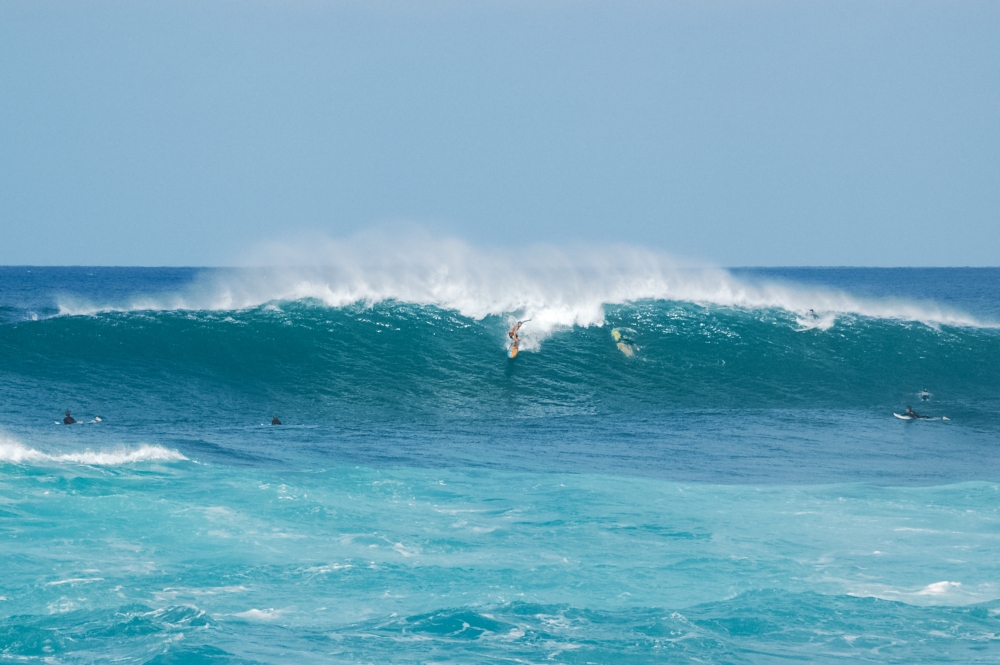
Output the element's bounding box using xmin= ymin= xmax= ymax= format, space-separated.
xmin=1 ymin=0 xmax=997 ymax=267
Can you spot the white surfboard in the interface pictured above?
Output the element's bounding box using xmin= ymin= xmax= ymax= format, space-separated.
xmin=895 ymin=413 xmax=949 ymax=421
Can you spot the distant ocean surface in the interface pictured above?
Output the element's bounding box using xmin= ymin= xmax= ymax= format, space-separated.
xmin=2 ymin=258 xmax=999 ymax=663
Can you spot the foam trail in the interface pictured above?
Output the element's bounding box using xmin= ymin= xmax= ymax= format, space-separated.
xmin=0 ymin=436 xmax=186 ymax=465
xmin=848 ymin=580 xmax=999 ymax=607
xmin=794 ymin=311 xmax=838 ymax=331
xmin=55 ymin=231 xmax=992 ymax=337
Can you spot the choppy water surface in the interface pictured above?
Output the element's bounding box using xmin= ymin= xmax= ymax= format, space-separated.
xmin=1 ymin=261 xmax=999 ymax=663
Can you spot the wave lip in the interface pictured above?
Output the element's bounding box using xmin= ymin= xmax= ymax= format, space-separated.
xmin=51 ymin=233 xmax=995 ymax=336
xmin=0 ymin=438 xmax=187 ymax=466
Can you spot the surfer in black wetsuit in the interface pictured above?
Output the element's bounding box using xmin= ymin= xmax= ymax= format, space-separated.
xmin=904 ymin=406 xmax=927 ymax=419
xmin=63 ymin=410 xmax=76 ymax=424
xmin=271 ymin=415 xmax=282 ymax=425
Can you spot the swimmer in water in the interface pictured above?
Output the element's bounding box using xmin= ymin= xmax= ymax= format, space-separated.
xmin=63 ymin=410 xmax=76 ymax=425
xmin=271 ymin=415 xmax=282 ymax=425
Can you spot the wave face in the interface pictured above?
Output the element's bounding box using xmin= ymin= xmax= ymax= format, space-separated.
xmin=2 ymin=282 xmax=999 ymax=422
xmin=2 ymin=263 xmax=999 ymax=483
xmin=3 ymin=259 xmax=1000 ymax=664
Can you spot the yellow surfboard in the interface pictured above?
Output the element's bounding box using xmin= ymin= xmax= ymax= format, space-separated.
xmin=508 ymin=345 xmax=519 ymax=359
xmin=612 ymin=328 xmax=636 ymax=356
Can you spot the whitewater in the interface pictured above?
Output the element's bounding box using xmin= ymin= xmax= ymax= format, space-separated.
xmin=1 ymin=245 xmax=999 ymax=663
xmin=49 ymin=234 xmax=994 ymax=336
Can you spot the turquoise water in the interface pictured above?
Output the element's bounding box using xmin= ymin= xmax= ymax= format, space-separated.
xmin=2 ymin=265 xmax=999 ymax=662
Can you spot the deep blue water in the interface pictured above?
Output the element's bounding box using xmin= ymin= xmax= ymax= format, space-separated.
xmin=1 ymin=265 xmax=999 ymax=663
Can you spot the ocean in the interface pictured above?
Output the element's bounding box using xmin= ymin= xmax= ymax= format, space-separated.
xmin=1 ymin=255 xmax=999 ymax=663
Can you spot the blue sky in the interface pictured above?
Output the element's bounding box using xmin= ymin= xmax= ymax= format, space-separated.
xmin=1 ymin=1 xmax=997 ymax=267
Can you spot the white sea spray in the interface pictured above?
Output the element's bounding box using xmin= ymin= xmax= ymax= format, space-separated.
xmin=54 ymin=232 xmax=990 ymax=344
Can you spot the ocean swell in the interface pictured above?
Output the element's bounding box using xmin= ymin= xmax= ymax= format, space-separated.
xmin=53 ymin=234 xmax=991 ymax=336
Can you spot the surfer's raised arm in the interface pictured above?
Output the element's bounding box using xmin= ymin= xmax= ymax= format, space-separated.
xmin=507 ymin=319 xmax=530 ymax=359
xmin=508 ymin=319 xmax=531 ymax=341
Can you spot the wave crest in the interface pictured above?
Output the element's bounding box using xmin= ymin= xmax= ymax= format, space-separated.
xmin=0 ymin=437 xmax=187 ymax=466
xmin=54 ymin=232 xmax=991 ymax=336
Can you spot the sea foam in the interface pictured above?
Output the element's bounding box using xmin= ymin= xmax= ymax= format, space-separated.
xmin=55 ymin=231 xmax=991 ymax=342
xmin=0 ymin=436 xmax=186 ymax=465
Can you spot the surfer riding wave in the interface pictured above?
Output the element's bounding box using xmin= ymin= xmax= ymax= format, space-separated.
xmin=508 ymin=319 xmax=529 ymax=358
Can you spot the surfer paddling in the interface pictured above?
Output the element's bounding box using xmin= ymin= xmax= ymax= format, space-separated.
xmin=904 ymin=406 xmax=928 ymax=419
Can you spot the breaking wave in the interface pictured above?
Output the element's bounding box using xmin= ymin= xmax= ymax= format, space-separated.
xmin=0 ymin=436 xmax=187 ymax=465
xmin=53 ymin=232 xmax=991 ymax=336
